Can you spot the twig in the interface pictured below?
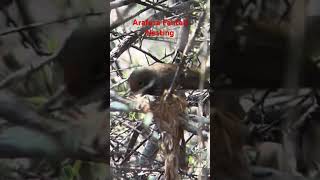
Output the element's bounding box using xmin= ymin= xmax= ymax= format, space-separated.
xmin=164 ymin=1 xmax=199 ymax=98
xmin=0 ymin=55 xmax=56 ymax=89
xmin=2 ymin=8 xmax=51 ymax=56
xmin=111 ymin=0 xmax=170 ymax=31
xmin=0 ymin=12 xmax=105 ymax=36
xmin=164 ymin=64 xmax=180 ymax=100
xmin=122 ymin=122 xmax=144 ymax=135
xmin=243 ymin=89 xmax=274 ymax=123
xmin=39 ymin=86 xmax=66 ymax=113
xmin=113 ymin=166 xmax=164 ymax=172
xmin=110 ymin=0 xmax=135 ymax=9
xmin=183 ymin=10 xmax=206 ymax=56
xmin=159 ymin=50 xmax=175 ymax=61
xmin=111 ymin=6 xmax=149 ymax=30
xmin=119 ymin=133 xmax=152 ymax=165
xmin=110 ymin=33 xmax=134 ymax=41
xmin=135 ymin=0 xmax=171 ymax=14
xmin=123 ymin=122 xmax=145 ymax=164
xmin=110 ymin=137 xmax=162 ymax=165
xmin=110 ymin=65 xmax=141 ymax=73
xmin=131 ymin=45 xmax=164 ymax=63
xmin=110 ymin=78 xmax=129 ymax=89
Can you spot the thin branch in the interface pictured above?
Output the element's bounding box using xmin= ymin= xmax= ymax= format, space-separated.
xmin=110 ymin=0 xmax=135 ymax=9
xmin=119 ymin=133 xmax=152 ymax=165
xmin=111 ymin=78 xmax=129 ymax=89
xmin=110 ymin=65 xmax=141 ymax=73
xmin=0 ymin=12 xmax=105 ymax=36
xmin=111 ymin=0 xmax=168 ymax=30
xmin=39 ymin=86 xmax=66 ymax=113
xmin=131 ymin=45 xmax=164 ymax=63
xmin=0 ymin=91 xmax=107 ymax=162
xmin=135 ymin=0 xmax=171 ymax=14
xmin=159 ymin=50 xmax=175 ymax=61
xmin=110 ymin=31 xmax=137 ymax=41
xmin=111 ymin=6 xmax=149 ymax=30
xmin=183 ymin=10 xmax=206 ymax=56
xmin=0 ymin=126 xmax=106 ymax=162
xmin=2 ymin=8 xmax=51 ymax=56
xmin=0 ymin=55 xmax=55 ymax=89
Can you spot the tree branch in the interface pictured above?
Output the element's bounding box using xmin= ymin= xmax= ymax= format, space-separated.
xmin=0 ymin=12 xmax=105 ymax=36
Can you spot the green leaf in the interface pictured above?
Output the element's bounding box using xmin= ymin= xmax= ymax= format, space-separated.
xmin=45 ymin=37 xmax=59 ymax=53
xmin=63 ymin=165 xmax=76 ymax=180
xmin=23 ymin=96 xmax=48 ymax=108
xmin=188 ymin=156 xmax=195 ymax=165
xmin=72 ymin=160 xmax=82 ymax=178
xmin=128 ymin=112 xmax=137 ymax=121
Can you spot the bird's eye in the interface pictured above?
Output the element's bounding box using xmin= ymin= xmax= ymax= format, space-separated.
xmin=138 ymin=81 xmax=144 ymax=87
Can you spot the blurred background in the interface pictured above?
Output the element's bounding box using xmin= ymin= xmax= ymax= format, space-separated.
xmin=214 ymin=0 xmax=320 ymax=88
xmin=0 ymin=0 xmax=108 ymax=179
xmin=213 ymin=0 xmax=320 ymax=180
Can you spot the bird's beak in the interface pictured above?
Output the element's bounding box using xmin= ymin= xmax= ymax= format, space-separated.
xmin=134 ymin=92 xmax=143 ymax=96
xmin=129 ymin=90 xmax=143 ymax=97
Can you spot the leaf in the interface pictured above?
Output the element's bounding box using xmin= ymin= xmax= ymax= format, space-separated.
xmin=128 ymin=112 xmax=137 ymax=121
xmin=72 ymin=160 xmax=82 ymax=178
xmin=73 ymin=160 xmax=82 ymax=171
xmin=45 ymin=37 xmax=59 ymax=53
xmin=23 ymin=96 xmax=48 ymax=108
xmin=188 ymin=156 xmax=195 ymax=165
xmin=62 ymin=161 xmax=82 ymax=180
xmin=63 ymin=165 xmax=74 ymax=180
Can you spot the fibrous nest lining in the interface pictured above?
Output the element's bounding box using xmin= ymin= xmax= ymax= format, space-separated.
xmin=150 ymin=91 xmax=188 ymax=180
xmin=212 ymin=108 xmax=251 ymax=179
xmin=151 ymin=91 xmax=187 ymax=135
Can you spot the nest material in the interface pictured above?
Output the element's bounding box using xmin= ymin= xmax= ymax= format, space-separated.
xmin=150 ymin=91 xmax=188 ymax=180
xmin=213 ymin=108 xmax=251 ymax=179
xmin=151 ymin=92 xmax=187 ymax=134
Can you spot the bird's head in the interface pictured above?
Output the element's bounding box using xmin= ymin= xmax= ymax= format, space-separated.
xmin=128 ymin=68 xmax=158 ymax=95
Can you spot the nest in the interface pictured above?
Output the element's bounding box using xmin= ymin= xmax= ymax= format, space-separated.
xmin=213 ymin=108 xmax=251 ymax=179
xmin=151 ymin=92 xmax=187 ymax=134
xmin=150 ymin=91 xmax=188 ymax=180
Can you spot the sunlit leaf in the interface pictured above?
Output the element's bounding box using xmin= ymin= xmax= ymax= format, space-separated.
xmin=24 ymin=96 xmax=48 ymax=107
xmin=45 ymin=37 xmax=59 ymax=53
xmin=188 ymin=156 xmax=195 ymax=165
xmin=128 ymin=112 xmax=138 ymax=121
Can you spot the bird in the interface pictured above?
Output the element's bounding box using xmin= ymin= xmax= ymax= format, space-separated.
xmin=58 ymin=21 xmax=106 ymax=101
xmin=128 ymin=63 xmax=210 ymax=95
xmin=41 ymin=20 xmax=107 ymax=114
